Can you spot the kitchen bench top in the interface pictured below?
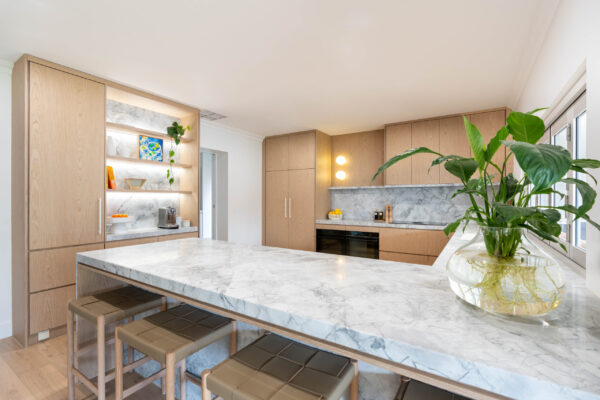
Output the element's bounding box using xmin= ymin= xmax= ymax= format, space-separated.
xmin=315 ymin=218 xmax=446 ymax=230
xmin=76 ymin=235 xmax=600 ymax=400
xmin=105 ymin=225 xmax=198 ymax=242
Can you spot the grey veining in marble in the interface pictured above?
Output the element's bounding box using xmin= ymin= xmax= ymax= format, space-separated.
xmin=316 ymin=219 xmax=445 ymax=230
xmin=76 ymin=239 xmax=600 ymax=400
xmin=106 ymin=192 xmax=182 ymax=230
xmin=330 ymin=185 xmax=470 ymax=223
xmin=106 ymin=99 xmax=180 ymax=133
xmin=106 ymin=226 xmax=198 ymax=242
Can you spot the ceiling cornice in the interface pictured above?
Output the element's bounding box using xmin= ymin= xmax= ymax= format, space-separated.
xmin=200 ymin=119 xmax=265 ymax=143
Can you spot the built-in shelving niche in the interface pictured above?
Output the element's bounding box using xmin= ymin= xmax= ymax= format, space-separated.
xmin=105 ymin=86 xmax=200 ymax=232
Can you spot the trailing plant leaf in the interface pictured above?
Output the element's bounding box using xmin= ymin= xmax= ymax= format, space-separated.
xmin=506 ymin=111 xmax=545 ymax=144
xmin=562 ymin=177 xmax=596 ymax=216
xmin=372 ymin=147 xmax=441 ymax=182
xmin=503 ymin=141 xmax=571 ymax=190
xmin=165 ymin=122 xmax=191 ymax=186
xmin=526 ymin=107 xmax=548 ymax=115
xmin=463 ymin=116 xmax=486 ymax=170
xmin=444 ymin=159 xmax=479 ymax=182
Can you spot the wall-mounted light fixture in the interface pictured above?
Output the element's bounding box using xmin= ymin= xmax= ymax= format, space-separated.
xmin=335 ymin=155 xmax=347 ymax=166
xmin=335 ymin=170 xmax=347 ymax=180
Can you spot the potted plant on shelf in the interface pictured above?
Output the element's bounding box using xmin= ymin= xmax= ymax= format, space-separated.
xmin=166 ymin=122 xmax=190 ymax=187
xmin=372 ymin=110 xmax=600 ymax=316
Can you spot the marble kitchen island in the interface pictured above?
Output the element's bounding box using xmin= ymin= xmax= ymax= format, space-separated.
xmin=76 ymin=237 xmax=600 ymax=400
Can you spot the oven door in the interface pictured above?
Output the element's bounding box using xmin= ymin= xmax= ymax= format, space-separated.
xmin=316 ymin=229 xmax=346 ymax=255
xmin=346 ymin=230 xmax=379 ymax=259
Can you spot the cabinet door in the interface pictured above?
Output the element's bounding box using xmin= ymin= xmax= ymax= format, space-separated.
xmin=289 ymin=169 xmax=316 ymax=251
xmin=411 ymin=120 xmax=440 ymax=184
xmin=439 ymin=116 xmax=471 ymax=183
xmin=469 ymin=110 xmax=507 ymax=181
xmin=379 ymin=228 xmax=448 ymax=256
xmin=288 ymin=131 xmax=315 ymax=170
xmin=265 ymin=171 xmax=289 ymax=248
xmin=29 ymin=284 xmax=76 ymax=334
xmin=265 ymin=135 xmax=289 ymax=171
xmin=29 ymin=63 xmax=105 ymax=250
xmin=384 ymin=124 xmax=412 ymax=185
xmin=379 ymin=251 xmax=432 ymax=265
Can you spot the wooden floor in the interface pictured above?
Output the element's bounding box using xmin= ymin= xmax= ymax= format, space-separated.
xmin=0 ymin=335 xmax=163 ymax=400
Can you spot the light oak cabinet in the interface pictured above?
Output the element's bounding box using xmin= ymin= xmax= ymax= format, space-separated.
xmin=379 ymin=228 xmax=448 ymax=266
xmin=28 ymin=62 xmax=105 ymax=250
xmin=439 ymin=116 xmax=471 ymax=183
xmin=331 ymin=130 xmax=384 ymax=187
xmin=411 ymin=120 xmax=440 ymax=184
xmin=264 ymin=131 xmax=330 ymax=251
xmin=384 ymin=124 xmax=411 ymax=185
xmin=157 ymin=232 xmax=199 ymax=241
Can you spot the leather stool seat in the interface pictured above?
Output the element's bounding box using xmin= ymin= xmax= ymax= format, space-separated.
xmin=203 ymin=333 xmax=358 ymax=400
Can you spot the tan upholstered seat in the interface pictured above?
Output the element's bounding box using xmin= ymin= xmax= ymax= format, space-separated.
xmin=114 ymin=304 xmax=237 ymax=400
xmin=67 ymin=285 xmax=165 ymax=400
xmin=202 ymin=333 xmax=358 ymax=400
xmin=117 ymin=303 xmax=233 ymax=363
xmin=69 ymin=285 xmax=163 ymax=325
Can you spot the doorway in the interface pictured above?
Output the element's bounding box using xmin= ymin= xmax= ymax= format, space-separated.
xmin=200 ymin=148 xmax=228 ymax=240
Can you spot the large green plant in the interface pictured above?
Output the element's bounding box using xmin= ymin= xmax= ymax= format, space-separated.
xmin=372 ymin=110 xmax=600 ymax=258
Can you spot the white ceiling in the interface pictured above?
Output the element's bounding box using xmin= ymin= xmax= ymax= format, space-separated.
xmin=0 ymin=0 xmax=557 ymax=136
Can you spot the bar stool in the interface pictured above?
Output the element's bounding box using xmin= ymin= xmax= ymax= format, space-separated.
xmin=67 ymin=285 xmax=164 ymax=400
xmin=201 ymin=332 xmax=359 ymax=400
xmin=114 ymin=303 xmax=237 ymax=400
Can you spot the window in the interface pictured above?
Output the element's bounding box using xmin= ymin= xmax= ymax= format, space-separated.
xmin=529 ymin=91 xmax=587 ymax=266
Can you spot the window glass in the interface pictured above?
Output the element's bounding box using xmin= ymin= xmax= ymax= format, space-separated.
xmin=552 ymin=128 xmax=568 ymax=241
xmin=575 ymin=111 xmax=587 ymax=249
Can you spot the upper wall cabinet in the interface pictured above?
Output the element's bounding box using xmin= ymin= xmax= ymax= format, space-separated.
xmin=265 ymin=131 xmax=316 ymax=171
xmin=28 ymin=63 xmax=106 ymax=250
xmin=411 ymin=120 xmax=440 ymax=184
xmin=439 ymin=116 xmax=471 ymax=183
xmin=384 ymin=124 xmax=411 ymax=185
xmin=331 ymin=130 xmax=384 ymax=187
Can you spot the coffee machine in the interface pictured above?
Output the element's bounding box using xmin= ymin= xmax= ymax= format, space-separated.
xmin=158 ymin=207 xmax=178 ymax=229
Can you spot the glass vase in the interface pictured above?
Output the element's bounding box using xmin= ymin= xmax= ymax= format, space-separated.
xmin=446 ymin=226 xmax=565 ymax=316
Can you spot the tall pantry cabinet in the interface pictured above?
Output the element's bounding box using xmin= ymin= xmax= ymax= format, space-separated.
xmin=12 ymin=57 xmax=106 ymax=346
xmin=263 ymin=131 xmax=331 ymax=251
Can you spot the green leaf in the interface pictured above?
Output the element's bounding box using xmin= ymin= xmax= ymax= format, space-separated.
xmin=506 ymin=111 xmax=546 ymax=144
xmin=170 ymin=159 xmax=175 ymax=164
xmin=169 ymin=178 xmax=174 ymax=184
xmin=486 ymin=126 xmax=509 ymax=162
xmin=166 ymin=169 xmax=170 ymax=178
xmin=169 ymin=150 xmax=175 ymax=157
xmin=463 ymin=116 xmax=486 ymax=170
xmin=570 ymin=165 xmax=598 ymax=184
xmin=562 ymin=177 xmax=596 ymax=216
xmin=503 ymin=141 xmax=571 ymax=190
xmin=538 ymin=208 xmax=561 ymax=224
xmin=572 ymin=159 xmax=600 ymax=169
xmin=526 ymin=107 xmax=548 ymax=115
xmin=444 ymin=159 xmax=479 ymax=182
xmin=494 ymin=203 xmax=538 ymax=223
xmin=444 ymin=220 xmax=461 ymax=236
xmin=430 ymin=154 xmax=467 ymax=168
xmin=372 ymin=147 xmax=442 ymax=182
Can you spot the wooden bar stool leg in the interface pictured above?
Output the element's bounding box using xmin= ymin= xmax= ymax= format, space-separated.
xmin=67 ymin=309 xmax=75 ymax=400
xmin=126 ymin=316 xmax=134 ymax=364
xmin=350 ymin=360 xmax=359 ymax=400
xmin=201 ymin=370 xmax=212 ymax=399
xmin=180 ymin=358 xmax=187 ymax=400
xmin=97 ymin=315 xmax=106 ymax=400
xmin=229 ymin=321 xmax=237 ymax=355
xmin=160 ymin=298 xmax=168 ymax=394
xmin=115 ymin=327 xmax=124 ymax=400
xmin=161 ymin=362 xmax=166 ymax=394
xmin=165 ymin=352 xmax=176 ymax=400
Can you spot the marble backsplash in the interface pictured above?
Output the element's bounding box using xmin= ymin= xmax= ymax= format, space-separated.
xmin=330 ymin=185 xmax=471 ymax=224
xmin=106 ymin=99 xmax=183 ymax=231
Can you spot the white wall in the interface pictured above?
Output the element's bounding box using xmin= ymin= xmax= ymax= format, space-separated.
xmin=200 ymin=120 xmax=264 ymax=245
xmin=0 ymin=59 xmax=12 ymax=339
xmin=516 ymin=0 xmax=600 ymax=296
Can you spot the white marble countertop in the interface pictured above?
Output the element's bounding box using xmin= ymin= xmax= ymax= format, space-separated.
xmin=76 ymin=236 xmax=600 ymax=400
xmin=105 ymin=226 xmax=198 ymax=242
xmin=316 ymin=219 xmax=446 ymax=230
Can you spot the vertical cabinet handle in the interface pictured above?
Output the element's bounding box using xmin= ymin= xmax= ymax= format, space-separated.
xmin=284 ymin=197 xmax=287 ymax=218
xmin=98 ymin=197 xmax=103 ymax=235
xmin=289 ymin=198 xmax=292 ymax=219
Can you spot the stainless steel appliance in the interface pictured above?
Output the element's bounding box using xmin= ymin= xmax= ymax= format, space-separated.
xmin=316 ymin=229 xmax=379 ymax=259
xmin=158 ymin=207 xmax=178 ymax=229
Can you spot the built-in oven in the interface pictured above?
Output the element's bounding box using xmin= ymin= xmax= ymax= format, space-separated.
xmin=316 ymin=229 xmax=379 ymax=259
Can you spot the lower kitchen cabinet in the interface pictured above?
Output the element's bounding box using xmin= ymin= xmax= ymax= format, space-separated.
xmin=379 ymin=228 xmax=448 ymax=256
xmin=379 ymin=251 xmax=437 ymax=266
xmin=29 ymin=284 xmax=76 ymax=335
